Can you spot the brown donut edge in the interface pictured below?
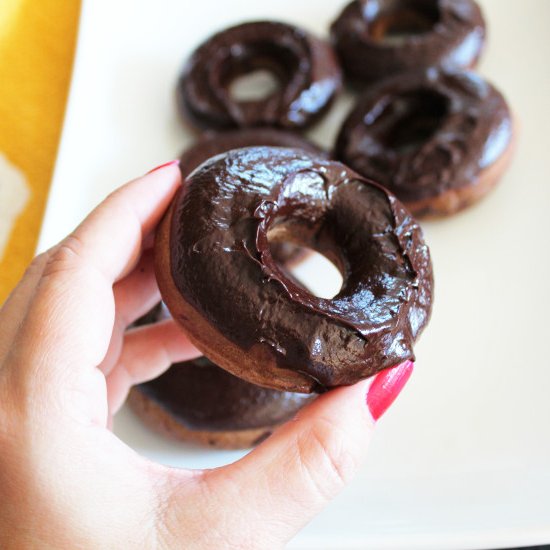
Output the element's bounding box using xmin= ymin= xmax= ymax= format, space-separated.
xmin=405 ymin=121 xmax=517 ymax=219
xmin=155 ymin=200 xmax=317 ymax=393
xmin=127 ymin=388 xmax=274 ymax=450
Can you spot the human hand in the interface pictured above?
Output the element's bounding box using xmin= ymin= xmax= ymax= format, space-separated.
xmin=0 ymin=162 xmax=413 ymax=549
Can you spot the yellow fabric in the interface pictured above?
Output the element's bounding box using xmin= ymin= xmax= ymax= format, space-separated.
xmin=0 ymin=0 xmax=81 ymax=303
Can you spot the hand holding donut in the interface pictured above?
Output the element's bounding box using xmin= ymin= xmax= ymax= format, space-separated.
xmin=0 ymin=163 xmax=412 ymax=548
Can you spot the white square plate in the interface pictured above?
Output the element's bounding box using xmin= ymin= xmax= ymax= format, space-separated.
xmin=38 ymin=0 xmax=550 ymax=548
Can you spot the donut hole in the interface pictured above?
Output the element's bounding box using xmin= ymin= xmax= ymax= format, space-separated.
xmin=370 ymin=89 xmax=449 ymax=155
xmin=272 ymin=243 xmax=344 ymax=300
xmin=368 ymin=0 xmax=440 ymax=45
xmin=220 ymin=43 xmax=298 ymax=104
xmin=267 ymin=229 xmax=344 ymax=300
xmin=229 ymin=69 xmax=281 ymax=102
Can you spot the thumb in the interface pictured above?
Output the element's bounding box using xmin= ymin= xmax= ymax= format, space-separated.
xmin=198 ymin=360 xmax=414 ymax=547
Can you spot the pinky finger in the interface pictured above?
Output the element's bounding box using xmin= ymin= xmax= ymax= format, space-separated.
xmin=106 ymin=319 xmax=200 ymax=414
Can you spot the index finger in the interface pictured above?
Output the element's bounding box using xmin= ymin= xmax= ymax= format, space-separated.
xmin=6 ymin=161 xmax=181 ymax=386
xmin=57 ymin=160 xmax=181 ymax=284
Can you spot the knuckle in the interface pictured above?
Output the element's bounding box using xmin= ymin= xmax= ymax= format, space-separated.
xmin=17 ymin=249 xmax=53 ymax=284
xmin=295 ymin=417 xmax=358 ymax=501
xmin=26 ymin=251 xmax=49 ymax=274
xmin=54 ymin=234 xmax=86 ymax=262
xmin=41 ymin=235 xmax=86 ymax=278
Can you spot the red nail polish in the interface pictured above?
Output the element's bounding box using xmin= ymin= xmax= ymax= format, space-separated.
xmin=366 ymin=360 xmax=414 ymax=421
xmin=147 ymin=160 xmax=180 ymax=174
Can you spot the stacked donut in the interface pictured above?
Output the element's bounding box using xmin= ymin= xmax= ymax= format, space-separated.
xmin=128 ymin=1 xmax=514 ymax=449
xmin=129 ymin=304 xmax=315 ymax=449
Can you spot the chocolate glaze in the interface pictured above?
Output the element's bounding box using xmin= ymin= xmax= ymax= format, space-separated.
xmin=335 ymin=68 xmax=513 ymax=204
xmin=166 ymin=147 xmax=433 ymax=390
xmin=179 ymin=129 xmax=326 ymax=265
xmin=136 ymin=357 xmax=314 ymax=431
xmin=331 ymin=0 xmax=485 ymax=84
xmin=179 ymin=128 xmax=325 ymax=178
xmin=132 ymin=303 xmax=314 ymax=431
xmin=177 ymin=21 xmax=342 ymax=130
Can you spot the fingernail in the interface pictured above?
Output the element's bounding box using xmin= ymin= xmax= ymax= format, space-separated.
xmin=366 ymin=360 xmax=414 ymax=421
xmin=147 ymin=160 xmax=180 ymax=174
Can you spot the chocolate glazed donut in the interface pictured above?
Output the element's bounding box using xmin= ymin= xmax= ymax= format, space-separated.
xmin=179 ymin=129 xmax=326 ymax=265
xmin=128 ymin=304 xmax=314 ymax=449
xmin=331 ymin=0 xmax=486 ymax=84
xmin=177 ymin=21 xmax=342 ymax=130
xmin=156 ymin=147 xmax=433 ymax=393
xmin=335 ymin=69 xmax=514 ymax=217
xmin=129 ymin=357 xmax=315 ymax=449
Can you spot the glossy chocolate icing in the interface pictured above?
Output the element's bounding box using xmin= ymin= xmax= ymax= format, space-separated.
xmin=178 ymin=21 xmax=342 ymax=130
xmin=179 ymin=128 xmax=325 ymax=178
xmin=133 ymin=303 xmax=314 ymax=431
xmin=331 ymin=0 xmax=486 ymax=83
xmin=136 ymin=357 xmax=314 ymax=431
xmin=166 ymin=147 xmax=433 ymax=389
xmin=179 ymin=129 xmax=326 ymax=265
xmin=335 ymin=69 xmax=513 ymax=204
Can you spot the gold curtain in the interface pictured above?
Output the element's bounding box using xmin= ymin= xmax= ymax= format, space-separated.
xmin=0 ymin=0 xmax=81 ymax=303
